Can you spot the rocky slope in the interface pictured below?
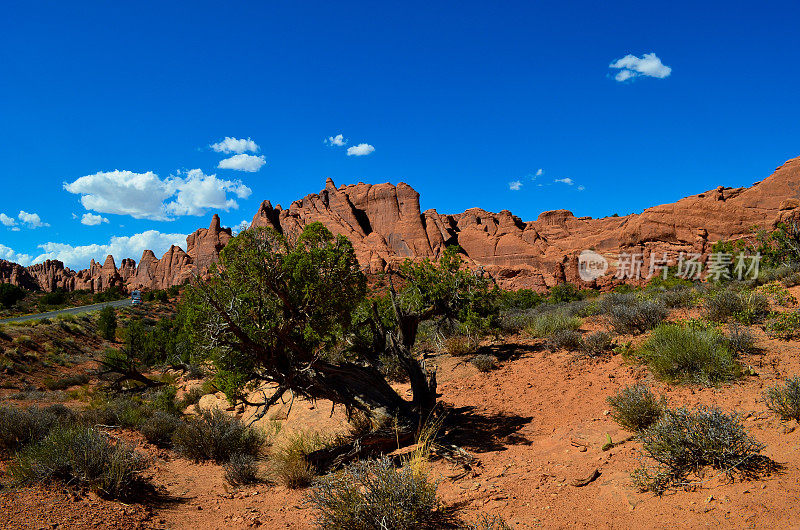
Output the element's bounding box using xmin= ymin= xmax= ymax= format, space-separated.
xmin=3 ymin=156 xmax=800 ymax=293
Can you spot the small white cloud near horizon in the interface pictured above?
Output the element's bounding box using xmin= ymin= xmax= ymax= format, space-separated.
xmin=555 ymin=177 xmax=574 ymax=185
xmin=210 ymin=137 xmax=260 ymax=154
xmin=18 ymin=211 xmax=49 ymax=229
xmin=509 ymin=180 xmax=523 ymax=191
xmin=347 ymin=143 xmax=375 ymax=156
xmin=535 ymin=169 xmax=544 ymax=177
xmin=217 ymin=153 xmax=266 ymax=172
xmin=33 ymin=230 xmax=189 ymax=270
xmin=609 ymin=52 xmax=671 ymax=82
xmin=64 ymin=169 xmax=252 ymax=221
xmin=577 ymin=185 xmax=586 ymax=191
xmin=81 ymin=213 xmax=109 ymax=226
xmin=325 ymin=134 xmax=347 ymax=146
xmin=0 ymin=244 xmax=32 ymax=265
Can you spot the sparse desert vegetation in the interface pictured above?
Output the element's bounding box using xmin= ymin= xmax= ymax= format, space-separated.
xmin=3 ymin=223 xmax=800 ymax=527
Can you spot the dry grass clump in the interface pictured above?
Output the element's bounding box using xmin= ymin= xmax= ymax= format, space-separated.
xmin=546 ymin=329 xmax=583 ymax=351
xmin=764 ymin=376 xmax=800 ymax=422
xmin=443 ymin=335 xmax=475 ymax=356
xmin=607 ymin=384 xmax=666 ymax=433
xmin=269 ymin=431 xmax=331 ymax=488
xmin=224 ymin=453 xmax=261 ymax=487
xmin=0 ymin=404 xmax=75 ymax=454
xmin=580 ymin=331 xmax=614 ymax=357
xmin=470 ymin=354 xmax=498 ymax=372
xmin=306 ymin=456 xmax=441 ymax=529
xmin=726 ymin=324 xmax=758 ymax=354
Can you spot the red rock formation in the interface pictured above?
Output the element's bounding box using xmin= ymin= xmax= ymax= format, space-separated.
xmin=3 ymin=155 xmax=800 ymax=293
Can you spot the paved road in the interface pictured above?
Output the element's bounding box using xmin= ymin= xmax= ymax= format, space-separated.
xmin=0 ymin=298 xmax=132 ymax=324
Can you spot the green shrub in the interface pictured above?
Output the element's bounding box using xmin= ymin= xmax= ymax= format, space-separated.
xmin=633 ymin=406 xmax=769 ymax=494
xmin=657 ymin=286 xmax=694 ymax=308
xmin=0 ymin=283 xmax=26 ymax=308
xmin=525 ymin=310 xmax=582 ymax=338
xmin=764 ymin=377 xmax=800 ymax=422
xmin=97 ymin=306 xmax=117 ymax=341
xmin=637 ymin=323 xmax=739 ymax=385
xmin=224 ymin=453 xmax=261 ymax=487
xmin=548 ymin=283 xmax=584 ymax=304
xmin=306 ymin=456 xmax=440 ymax=529
xmin=607 ymin=384 xmax=666 ymax=433
xmin=0 ymin=404 xmax=75 ymax=453
xmin=498 ymin=288 xmax=544 ymax=311
xmin=604 ymin=295 xmax=667 ymax=334
xmin=140 ymin=411 xmax=183 ymax=447
xmin=580 ymin=331 xmax=614 ymax=357
xmin=8 ymin=425 xmax=146 ymax=499
xmin=470 ymin=354 xmax=498 ymax=372
xmin=173 ymin=407 xmax=263 ymax=463
xmin=705 ymin=288 xmax=769 ymax=324
xmin=764 ymin=310 xmax=800 ymax=340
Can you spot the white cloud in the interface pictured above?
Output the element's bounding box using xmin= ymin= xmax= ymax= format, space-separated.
xmin=65 ymin=170 xmax=174 ymax=220
xmin=210 ymin=137 xmax=260 ymax=154
xmin=231 ymin=220 xmax=251 ymax=235
xmin=0 ymin=244 xmax=32 ymax=265
xmin=217 ymin=154 xmax=266 ymax=172
xmin=346 ymin=143 xmax=375 ymax=156
xmin=81 ymin=213 xmax=109 ymax=226
xmin=326 ymin=134 xmax=347 ymax=146
xmin=166 ymin=169 xmax=252 ymax=216
xmin=18 ymin=211 xmax=49 ymax=228
xmin=0 ymin=213 xmax=16 ymax=227
xmin=509 ymin=180 xmax=523 ymax=191
xmin=609 ymin=52 xmax=671 ymax=82
xmin=555 ymin=177 xmax=574 ymax=185
xmin=33 ymin=230 xmax=188 ymax=270
xmin=535 ymin=169 xmax=544 ymax=177
xmin=64 ymin=169 xmax=252 ymax=221
xmin=577 ymin=185 xmax=586 ymax=191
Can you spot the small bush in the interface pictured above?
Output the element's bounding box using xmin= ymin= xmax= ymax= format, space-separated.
xmin=140 ymin=411 xmax=183 ymax=447
xmin=470 ymin=354 xmax=498 ymax=372
xmin=0 ymin=404 xmax=74 ymax=453
xmin=657 ymin=286 xmax=694 ymax=308
xmin=764 ymin=377 xmax=800 ymax=422
xmin=97 ymin=306 xmax=117 ymax=341
xmin=705 ymin=288 xmax=743 ymax=322
xmin=546 ymin=329 xmax=583 ymax=351
xmin=634 ymin=406 xmax=769 ymax=493
xmin=727 ymin=324 xmax=758 ymax=354
xmin=604 ymin=295 xmax=667 ymax=334
xmin=224 ymin=453 xmax=261 ymax=487
xmin=269 ymin=431 xmax=330 ymax=488
xmin=637 ymin=323 xmax=739 ymax=385
xmin=548 ymin=283 xmax=584 ymax=304
xmin=443 ymin=335 xmax=473 ymax=356
xmin=465 ymin=514 xmax=513 ymax=530
xmin=607 ymin=384 xmax=666 ymax=433
xmin=173 ymin=407 xmax=263 ymax=463
xmin=581 ymin=331 xmax=614 ymax=357
xmin=43 ymin=373 xmax=90 ymax=391
xmin=764 ymin=310 xmax=800 ymax=340
xmin=8 ymin=425 xmax=146 ymax=499
xmin=306 ymin=456 xmax=440 ymax=529
xmin=525 ymin=310 xmax=582 ymax=338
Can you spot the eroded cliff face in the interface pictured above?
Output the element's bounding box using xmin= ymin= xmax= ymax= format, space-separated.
xmin=4 ymin=156 xmax=800 ymax=293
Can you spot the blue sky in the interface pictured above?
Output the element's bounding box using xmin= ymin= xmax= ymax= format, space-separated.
xmin=1 ymin=1 xmax=799 ymax=269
